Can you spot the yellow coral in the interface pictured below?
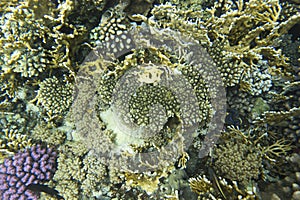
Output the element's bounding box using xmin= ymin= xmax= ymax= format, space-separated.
xmin=31 ymin=122 xmax=66 ymax=145
xmin=0 ymin=129 xmax=32 ymax=153
xmin=254 ymin=107 xmax=300 ymax=125
xmin=262 ymin=138 xmax=292 ymax=162
xmin=189 ymin=175 xmax=213 ymax=195
xmin=125 ymin=169 xmax=172 ymax=194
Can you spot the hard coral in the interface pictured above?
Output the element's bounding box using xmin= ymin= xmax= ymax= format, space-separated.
xmin=91 ymin=46 xmax=213 ymax=171
xmin=0 ymin=129 xmax=32 ymax=155
xmin=213 ymin=128 xmax=262 ymax=186
xmin=74 ymin=18 xmax=225 ymax=195
xmin=30 ymin=122 xmax=66 ymax=145
xmin=151 ymin=0 xmax=299 ymax=87
xmin=0 ymin=145 xmax=57 ymax=200
xmin=90 ymin=4 xmax=133 ymax=55
xmin=34 ymin=76 xmax=74 ymax=119
xmin=0 ymin=3 xmax=53 ymax=77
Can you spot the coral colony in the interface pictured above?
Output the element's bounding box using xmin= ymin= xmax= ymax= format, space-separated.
xmin=0 ymin=145 xmax=57 ymax=200
xmin=0 ymin=0 xmax=299 ymax=199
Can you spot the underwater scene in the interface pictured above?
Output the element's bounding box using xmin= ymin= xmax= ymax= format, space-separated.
xmin=0 ymin=0 xmax=300 ymax=199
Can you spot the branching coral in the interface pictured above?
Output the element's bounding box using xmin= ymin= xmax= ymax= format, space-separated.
xmin=254 ymin=107 xmax=300 ymax=125
xmin=189 ymin=173 xmax=258 ymax=200
xmin=73 ymin=13 xmax=227 ymax=195
xmin=150 ymin=0 xmax=299 ymax=88
xmin=52 ymin=141 xmax=88 ymax=200
xmin=77 ymin=41 xmax=220 ymax=170
xmin=212 ymin=125 xmax=294 ymax=193
xmin=0 ymin=129 xmax=32 ymax=154
xmin=81 ymin=154 xmax=107 ymax=197
xmin=30 ymin=121 xmax=66 ymax=145
xmin=0 ymin=2 xmax=53 ymax=77
xmin=262 ymin=138 xmax=292 ymax=162
xmin=189 ymin=175 xmax=214 ymax=196
xmin=52 ymin=140 xmax=110 ymax=199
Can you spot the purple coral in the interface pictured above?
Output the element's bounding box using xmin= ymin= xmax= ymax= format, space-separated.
xmin=0 ymin=145 xmax=57 ymax=200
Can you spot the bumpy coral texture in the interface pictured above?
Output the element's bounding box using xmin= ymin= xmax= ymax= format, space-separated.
xmin=213 ymin=132 xmax=262 ymax=185
xmin=0 ymin=145 xmax=57 ymax=200
xmin=35 ymin=77 xmax=74 ymax=117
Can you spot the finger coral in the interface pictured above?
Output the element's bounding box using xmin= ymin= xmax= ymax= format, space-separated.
xmin=0 ymin=129 xmax=32 ymax=155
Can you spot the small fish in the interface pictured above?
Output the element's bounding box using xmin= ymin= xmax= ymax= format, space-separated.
xmin=27 ymin=183 xmax=64 ymax=200
xmin=225 ymin=109 xmax=242 ymax=127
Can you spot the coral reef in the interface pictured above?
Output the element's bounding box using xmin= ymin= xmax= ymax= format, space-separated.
xmin=52 ymin=141 xmax=87 ymax=199
xmin=0 ymin=3 xmax=53 ymax=77
xmin=0 ymin=0 xmax=299 ymax=199
xmin=189 ymin=175 xmax=213 ymax=196
xmin=261 ymin=153 xmax=300 ymax=199
xmin=81 ymin=154 xmax=107 ymax=197
xmin=274 ymin=34 xmax=300 ymax=67
xmin=0 ymin=145 xmax=57 ymax=200
xmin=52 ymin=140 xmax=110 ymax=199
xmin=73 ymin=19 xmax=227 ymax=198
xmin=150 ymin=0 xmax=300 ymax=87
xmin=96 ymin=47 xmax=212 ymax=139
xmin=254 ymin=107 xmax=300 ymax=126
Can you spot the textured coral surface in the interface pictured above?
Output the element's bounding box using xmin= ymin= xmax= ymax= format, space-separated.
xmin=0 ymin=0 xmax=299 ymax=199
